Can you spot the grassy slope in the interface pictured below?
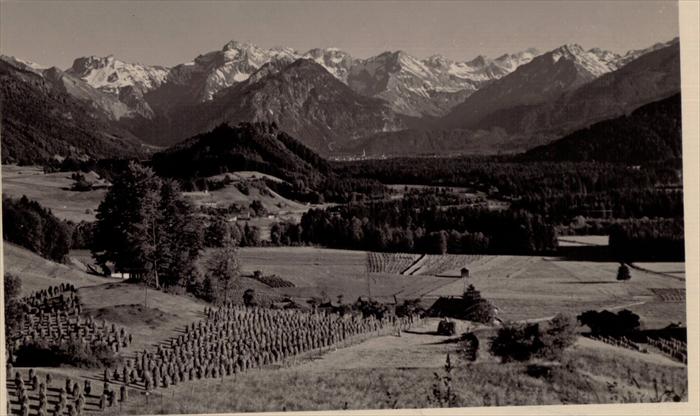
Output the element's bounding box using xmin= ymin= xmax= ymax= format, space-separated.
xmin=100 ymin=329 xmax=686 ymax=414
xmin=2 ymin=165 xmax=105 ymax=222
xmin=2 ymin=243 xmax=108 ymax=296
xmin=1 ymin=165 xmax=314 ymax=230
xmin=77 ymin=282 xmax=208 ymax=352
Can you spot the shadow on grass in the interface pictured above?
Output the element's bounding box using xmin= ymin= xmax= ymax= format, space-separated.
xmin=402 ymin=330 xmax=439 ymax=336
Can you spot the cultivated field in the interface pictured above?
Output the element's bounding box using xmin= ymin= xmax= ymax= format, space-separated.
xmin=182 ymin=181 xmax=305 ymax=214
xmin=237 ymin=247 xmax=686 ymax=326
xmin=236 ymin=247 xmax=453 ymax=302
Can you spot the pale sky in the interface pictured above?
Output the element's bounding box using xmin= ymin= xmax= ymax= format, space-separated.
xmin=0 ymin=0 xmax=679 ymax=69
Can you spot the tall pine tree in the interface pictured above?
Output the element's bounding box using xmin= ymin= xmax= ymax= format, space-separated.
xmin=92 ymin=162 xmax=203 ymax=288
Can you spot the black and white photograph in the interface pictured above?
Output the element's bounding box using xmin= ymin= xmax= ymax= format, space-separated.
xmin=0 ymin=1 xmax=698 ymax=415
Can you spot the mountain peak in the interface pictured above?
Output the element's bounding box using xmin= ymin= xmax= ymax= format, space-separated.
xmin=467 ymin=55 xmax=490 ymax=67
xmin=551 ymin=43 xmax=586 ymax=59
xmin=222 ymin=40 xmax=256 ymax=51
xmin=67 ymin=55 xmax=169 ymax=95
xmin=424 ymin=54 xmax=452 ymax=68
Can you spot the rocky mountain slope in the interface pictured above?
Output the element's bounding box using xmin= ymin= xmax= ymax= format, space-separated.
xmin=139 ymin=59 xmax=406 ymax=154
xmin=339 ymin=40 xmax=680 ymax=158
xmin=440 ymin=43 xmax=625 ymax=129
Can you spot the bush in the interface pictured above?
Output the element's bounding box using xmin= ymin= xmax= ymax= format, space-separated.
xmin=577 ymin=309 xmax=640 ymax=336
xmin=616 ymin=263 xmax=631 ymax=281
xmin=460 ymin=332 xmax=479 ymax=361
xmin=462 ymin=285 xmax=495 ymax=323
xmin=395 ymin=298 xmax=424 ymax=317
xmin=538 ymin=314 xmax=578 ymax=360
xmin=354 ymin=298 xmax=389 ymax=320
xmin=243 ymin=289 xmax=257 ymax=307
xmin=465 ymin=299 xmax=496 ymax=324
xmin=490 ymin=314 xmax=577 ymax=363
xmin=490 ymin=322 xmax=542 ymax=363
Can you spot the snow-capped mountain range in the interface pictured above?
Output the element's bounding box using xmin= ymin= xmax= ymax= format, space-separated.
xmin=56 ymin=38 xmax=676 ymax=120
xmin=0 ymin=37 xmax=680 ymax=159
xmin=59 ymin=41 xmax=546 ymax=118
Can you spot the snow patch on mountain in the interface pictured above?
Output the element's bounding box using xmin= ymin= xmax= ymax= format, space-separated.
xmin=166 ymin=40 xmax=301 ymax=101
xmin=67 ymin=55 xmax=169 ymax=94
xmin=549 ymin=44 xmax=619 ymax=77
xmin=303 ymin=48 xmax=355 ymax=82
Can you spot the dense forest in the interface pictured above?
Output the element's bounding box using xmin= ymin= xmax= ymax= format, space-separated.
xmin=335 ymin=158 xmax=681 ymax=197
xmin=609 ymin=218 xmax=685 ymax=261
xmin=274 ymin=193 xmax=557 ymax=255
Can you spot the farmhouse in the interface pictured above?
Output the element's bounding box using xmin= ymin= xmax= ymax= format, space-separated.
xmin=101 ymin=263 xmax=146 ymax=280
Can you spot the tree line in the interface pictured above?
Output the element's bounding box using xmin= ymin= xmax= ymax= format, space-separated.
xmin=2 ymin=196 xmax=72 ymax=262
xmin=609 ymin=218 xmax=685 ymax=261
xmin=335 ymin=158 xmax=681 ymax=199
xmin=512 ymin=188 xmax=684 ymax=223
xmin=273 ymin=195 xmax=557 ymax=255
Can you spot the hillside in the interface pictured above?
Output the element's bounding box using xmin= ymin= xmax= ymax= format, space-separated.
xmin=0 ymin=58 xmax=144 ymax=164
xmin=2 ymin=242 xmax=108 ymax=296
xmin=150 ymin=122 xmax=331 ymax=184
xmin=522 ymin=93 xmax=681 ymax=163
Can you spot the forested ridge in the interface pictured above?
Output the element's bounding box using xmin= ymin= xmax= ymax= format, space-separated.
xmin=523 ymin=93 xmax=682 ymax=162
xmin=0 ymin=59 xmax=143 ymax=164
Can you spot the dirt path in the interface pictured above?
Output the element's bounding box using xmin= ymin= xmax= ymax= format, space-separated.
xmin=296 ymin=319 xmax=461 ymax=371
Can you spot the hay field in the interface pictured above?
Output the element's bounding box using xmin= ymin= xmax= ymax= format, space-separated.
xmin=238 ymin=247 xmax=685 ymax=327
xmin=182 ymin=182 xmax=305 ymax=214
xmin=0 ymin=165 xmax=311 ymax=223
xmin=426 ymin=255 xmax=686 ymax=325
xmin=5 ymin=242 xmax=687 ymax=415
xmin=97 ymin=322 xmax=686 ymax=414
xmin=77 ymin=282 xmax=208 ymax=352
xmin=1 ymin=165 xmax=105 ymax=222
xmin=237 ymin=247 xmax=453 ymax=301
